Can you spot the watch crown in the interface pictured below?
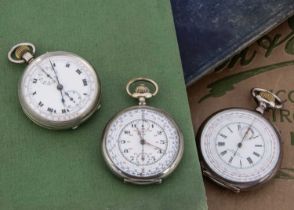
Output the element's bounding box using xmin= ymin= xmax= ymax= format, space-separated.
xmin=126 ymin=78 xmax=159 ymax=106
xmin=15 ymin=45 xmax=31 ymax=59
xmin=259 ymin=91 xmax=275 ymax=103
xmin=135 ymin=84 xmax=150 ymax=94
xmin=8 ymin=42 xmax=36 ymax=64
xmin=251 ymin=88 xmax=283 ymax=114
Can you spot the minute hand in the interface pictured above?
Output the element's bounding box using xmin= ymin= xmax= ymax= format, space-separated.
xmin=232 ymin=119 xmax=256 ymax=160
xmin=49 ymin=59 xmax=65 ymax=104
xmin=144 ymin=140 xmax=164 ymax=151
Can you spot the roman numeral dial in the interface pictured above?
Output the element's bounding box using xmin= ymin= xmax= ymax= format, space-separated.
xmin=215 ymin=122 xmax=265 ymax=169
xmin=21 ymin=52 xmax=100 ymax=127
xmin=200 ymin=109 xmax=281 ymax=184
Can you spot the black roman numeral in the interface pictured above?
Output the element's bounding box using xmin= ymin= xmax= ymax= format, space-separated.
xmin=220 ymin=150 xmax=227 ymax=156
xmin=47 ymin=107 xmax=54 ymax=113
xmin=253 ymin=152 xmax=260 ymax=157
xmin=76 ymin=69 xmax=82 ymax=75
xmin=220 ymin=133 xmax=227 ymax=138
xmin=82 ymin=79 xmax=88 ymax=86
xmin=217 ymin=142 xmax=225 ymax=146
xmin=33 ymin=78 xmax=37 ymax=83
xmin=255 ymin=144 xmax=263 ymax=147
xmin=38 ymin=101 xmax=44 ymax=107
xmin=247 ymin=157 xmax=253 ymax=164
xmin=66 ymin=63 xmax=70 ymax=68
xmin=227 ymin=126 xmax=233 ymax=133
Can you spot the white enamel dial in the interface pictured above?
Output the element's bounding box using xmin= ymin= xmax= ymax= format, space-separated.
xmin=103 ymin=107 xmax=183 ymax=180
xmin=200 ymin=108 xmax=281 ymax=183
xmin=19 ymin=52 xmax=100 ymax=129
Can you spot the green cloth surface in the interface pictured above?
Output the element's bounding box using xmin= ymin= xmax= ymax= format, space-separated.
xmin=0 ymin=1 xmax=207 ymax=209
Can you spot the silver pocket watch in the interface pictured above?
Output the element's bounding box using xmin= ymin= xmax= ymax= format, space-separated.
xmin=102 ymin=78 xmax=184 ymax=184
xmin=8 ymin=42 xmax=101 ymax=130
xmin=198 ymin=88 xmax=283 ymax=192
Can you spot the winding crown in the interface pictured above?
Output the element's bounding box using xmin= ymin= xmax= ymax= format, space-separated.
xmin=15 ymin=45 xmax=31 ymax=59
xmin=135 ymin=84 xmax=150 ymax=94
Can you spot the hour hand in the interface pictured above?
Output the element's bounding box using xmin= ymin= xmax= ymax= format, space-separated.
xmin=38 ymin=65 xmax=56 ymax=83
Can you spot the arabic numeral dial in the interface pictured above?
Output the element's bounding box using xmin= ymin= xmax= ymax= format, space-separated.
xmin=104 ymin=107 xmax=183 ymax=179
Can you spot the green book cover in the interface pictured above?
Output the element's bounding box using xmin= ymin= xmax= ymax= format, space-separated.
xmin=0 ymin=1 xmax=207 ymax=209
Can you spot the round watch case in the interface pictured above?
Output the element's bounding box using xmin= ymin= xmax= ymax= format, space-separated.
xmin=8 ymin=43 xmax=101 ymax=130
xmin=101 ymin=78 xmax=184 ymax=184
xmin=102 ymin=105 xmax=184 ymax=184
xmin=197 ymin=107 xmax=282 ymax=192
xmin=197 ymin=88 xmax=283 ymax=192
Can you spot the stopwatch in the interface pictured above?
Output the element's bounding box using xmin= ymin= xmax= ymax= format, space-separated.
xmin=102 ymin=78 xmax=184 ymax=184
xmin=197 ymin=88 xmax=283 ymax=192
xmin=8 ymin=42 xmax=101 ymax=130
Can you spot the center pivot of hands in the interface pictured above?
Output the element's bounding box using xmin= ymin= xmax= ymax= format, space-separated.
xmin=237 ymin=142 xmax=242 ymax=148
xmin=140 ymin=139 xmax=145 ymax=145
xmin=57 ymin=84 xmax=63 ymax=90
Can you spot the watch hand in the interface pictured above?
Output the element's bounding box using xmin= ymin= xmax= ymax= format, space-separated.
xmin=37 ymin=65 xmax=56 ymax=83
xmin=144 ymin=140 xmax=164 ymax=151
xmin=141 ymin=143 xmax=145 ymax=161
xmin=136 ymin=127 xmax=163 ymax=151
xmin=136 ymin=127 xmax=144 ymax=139
xmin=64 ymin=91 xmax=76 ymax=103
xmin=49 ymin=59 xmax=61 ymax=84
xmin=231 ymin=119 xmax=256 ymax=162
xmin=49 ymin=59 xmax=65 ymax=105
xmin=135 ymin=127 xmax=146 ymax=161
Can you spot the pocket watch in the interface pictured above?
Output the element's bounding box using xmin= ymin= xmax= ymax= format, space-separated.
xmin=197 ymin=88 xmax=283 ymax=192
xmin=102 ymin=78 xmax=184 ymax=184
xmin=8 ymin=42 xmax=101 ymax=130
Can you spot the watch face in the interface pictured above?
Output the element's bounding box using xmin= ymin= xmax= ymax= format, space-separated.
xmin=19 ymin=52 xmax=100 ymax=128
xmin=200 ymin=108 xmax=281 ymax=184
xmin=102 ymin=106 xmax=183 ymax=181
